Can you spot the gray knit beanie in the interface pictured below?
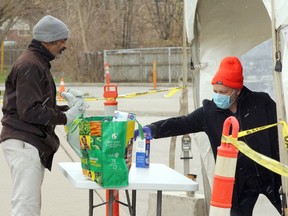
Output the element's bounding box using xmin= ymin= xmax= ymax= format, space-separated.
xmin=33 ymin=15 xmax=69 ymax=42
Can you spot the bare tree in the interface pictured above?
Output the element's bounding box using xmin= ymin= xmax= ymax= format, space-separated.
xmin=0 ymin=0 xmax=42 ymax=43
xmin=122 ymin=0 xmax=134 ymax=48
xmin=1 ymin=0 xmax=184 ymax=82
xmin=145 ymin=0 xmax=183 ymax=41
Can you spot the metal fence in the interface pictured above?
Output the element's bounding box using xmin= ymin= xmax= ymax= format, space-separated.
xmin=2 ymin=49 xmax=23 ymax=66
xmin=104 ymin=47 xmax=191 ymax=83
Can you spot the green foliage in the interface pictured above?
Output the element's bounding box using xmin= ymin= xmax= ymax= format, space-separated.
xmin=0 ymin=73 xmax=7 ymax=83
xmin=0 ymin=65 xmax=11 ymax=83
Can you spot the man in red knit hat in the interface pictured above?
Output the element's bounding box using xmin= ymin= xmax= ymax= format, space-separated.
xmin=135 ymin=56 xmax=282 ymax=215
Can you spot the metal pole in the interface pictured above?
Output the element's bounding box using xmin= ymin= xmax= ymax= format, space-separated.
xmin=181 ymin=6 xmax=190 ymax=176
xmin=1 ymin=42 xmax=4 ymax=74
xmin=168 ymin=48 xmax=171 ymax=83
xmin=271 ymin=1 xmax=288 ymax=215
xmin=156 ymin=191 xmax=162 ymax=216
xmin=153 ymin=60 xmax=157 ymax=89
xmin=89 ymin=189 xmax=94 ymax=216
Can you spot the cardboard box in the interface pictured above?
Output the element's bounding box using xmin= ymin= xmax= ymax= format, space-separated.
xmin=136 ymin=137 xmax=150 ymax=168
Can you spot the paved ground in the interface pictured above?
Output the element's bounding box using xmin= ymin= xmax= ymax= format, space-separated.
xmin=0 ymin=83 xmax=281 ymax=215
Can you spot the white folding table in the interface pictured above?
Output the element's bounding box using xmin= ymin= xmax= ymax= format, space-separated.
xmin=58 ymin=162 xmax=198 ymax=216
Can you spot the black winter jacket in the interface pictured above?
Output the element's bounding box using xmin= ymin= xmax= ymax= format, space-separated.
xmin=148 ymin=86 xmax=281 ymax=205
xmin=0 ymin=40 xmax=68 ymax=170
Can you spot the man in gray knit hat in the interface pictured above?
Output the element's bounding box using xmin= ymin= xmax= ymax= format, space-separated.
xmin=0 ymin=15 xmax=83 ymax=216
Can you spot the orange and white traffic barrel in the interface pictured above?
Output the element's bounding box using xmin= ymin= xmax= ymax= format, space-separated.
xmin=209 ymin=116 xmax=239 ymax=216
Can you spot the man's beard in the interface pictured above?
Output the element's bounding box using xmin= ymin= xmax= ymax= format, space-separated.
xmin=55 ymin=47 xmax=66 ymax=58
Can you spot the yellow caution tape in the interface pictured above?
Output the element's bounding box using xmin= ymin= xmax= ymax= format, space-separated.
xmin=117 ymin=86 xmax=186 ymax=99
xmin=164 ymin=87 xmax=183 ymax=97
xmin=238 ymin=121 xmax=288 ymax=149
xmin=222 ymin=135 xmax=288 ymax=177
xmin=238 ymin=123 xmax=278 ymax=138
xmin=0 ymin=86 xmax=185 ymax=102
xmin=55 ymin=86 xmax=186 ymax=102
xmin=280 ymin=121 xmax=288 ymax=149
xmin=222 ymin=120 xmax=288 ymax=176
xmin=57 ymin=97 xmax=105 ymax=102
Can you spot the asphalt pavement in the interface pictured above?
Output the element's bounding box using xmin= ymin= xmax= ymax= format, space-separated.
xmin=0 ymin=83 xmax=281 ymax=215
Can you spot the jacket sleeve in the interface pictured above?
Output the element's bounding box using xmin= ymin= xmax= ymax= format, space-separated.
xmin=56 ymin=105 xmax=69 ymax=112
xmin=147 ymin=106 xmax=206 ymax=139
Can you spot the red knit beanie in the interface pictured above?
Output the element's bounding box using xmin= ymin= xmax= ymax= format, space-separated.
xmin=211 ymin=56 xmax=243 ymax=89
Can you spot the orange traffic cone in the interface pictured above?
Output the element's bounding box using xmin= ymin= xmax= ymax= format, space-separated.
xmin=58 ymin=77 xmax=65 ymax=99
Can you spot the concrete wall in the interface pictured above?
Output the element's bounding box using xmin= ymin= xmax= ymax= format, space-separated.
xmin=147 ymin=192 xmax=206 ymax=216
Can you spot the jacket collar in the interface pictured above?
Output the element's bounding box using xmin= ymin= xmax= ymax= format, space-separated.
xmin=237 ymin=86 xmax=251 ymax=103
xmin=28 ymin=39 xmax=55 ymax=62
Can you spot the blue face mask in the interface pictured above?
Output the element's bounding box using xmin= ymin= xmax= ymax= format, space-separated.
xmin=212 ymin=91 xmax=234 ymax=109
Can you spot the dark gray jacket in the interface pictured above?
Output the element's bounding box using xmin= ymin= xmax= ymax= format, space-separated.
xmin=1 ymin=40 xmax=68 ymax=170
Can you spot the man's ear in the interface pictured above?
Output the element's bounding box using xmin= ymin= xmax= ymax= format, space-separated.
xmin=41 ymin=42 xmax=51 ymax=49
xmin=42 ymin=41 xmax=56 ymax=48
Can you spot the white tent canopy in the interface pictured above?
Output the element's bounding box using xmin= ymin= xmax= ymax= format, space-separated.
xmin=263 ymin=0 xmax=288 ymax=29
xmin=184 ymin=0 xmax=288 ymax=102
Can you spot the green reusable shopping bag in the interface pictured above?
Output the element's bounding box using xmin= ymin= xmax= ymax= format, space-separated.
xmin=78 ymin=116 xmax=135 ymax=188
xmin=101 ymin=120 xmax=129 ymax=187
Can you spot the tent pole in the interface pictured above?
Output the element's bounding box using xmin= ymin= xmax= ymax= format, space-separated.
xmin=271 ymin=1 xmax=288 ymax=215
xmin=181 ymin=10 xmax=191 ymax=176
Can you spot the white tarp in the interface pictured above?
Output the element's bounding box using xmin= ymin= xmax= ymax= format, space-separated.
xmin=186 ymin=0 xmax=288 ymax=43
xmin=184 ymin=0 xmax=197 ymax=44
xmin=262 ymin=0 xmax=288 ymax=29
xmin=263 ymin=0 xmax=288 ymax=124
xmin=281 ymin=27 xmax=288 ymax=118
